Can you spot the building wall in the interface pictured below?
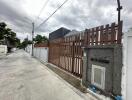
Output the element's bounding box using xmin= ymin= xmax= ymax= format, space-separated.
xmin=49 ymin=27 xmax=70 ymax=40
xmin=122 ymin=31 xmax=132 ymax=100
xmin=33 ymin=47 xmax=48 ymax=62
xmin=25 ymin=45 xmax=48 ymax=62
xmin=82 ymin=45 xmax=122 ymax=96
xmin=0 ymin=45 xmax=7 ymax=56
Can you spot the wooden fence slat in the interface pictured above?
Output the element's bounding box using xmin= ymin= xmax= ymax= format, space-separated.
xmin=111 ymin=23 xmax=116 ymax=43
xmin=91 ymin=28 xmax=94 ymax=45
xmin=84 ymin=30 xmax=87 ymax=46
xmin=87 ymin=29 xmax=90 ymax=45
xmin=95 ymin=27 xmax=99 ymax=45
xmin=105 ymin=24 xmax=109 ymax=44
xmin=100 ymin=25 xmax=104 ymax=45
xmin=72 ymin=36 xmax=75 ymax=73
xmin=117 ymin=21 xmax=123 ymax=44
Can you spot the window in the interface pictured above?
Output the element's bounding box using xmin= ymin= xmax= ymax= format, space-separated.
xmin=91 ymin=64 xmax=105 ymax=90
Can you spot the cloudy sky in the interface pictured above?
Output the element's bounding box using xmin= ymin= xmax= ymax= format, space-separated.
xmin=0 ymin=0 xmax=132 ymax=40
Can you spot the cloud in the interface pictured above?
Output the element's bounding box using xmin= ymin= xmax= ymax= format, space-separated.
xmin=49 ymin=0 xmax=132 ymax=32
xmin=0 ymin=0 xmax=132 ymax=38
xmin=0 ymin=0 xmax=33 ymax=32
xmin=48 ymin=0 xmax=117 ymax=30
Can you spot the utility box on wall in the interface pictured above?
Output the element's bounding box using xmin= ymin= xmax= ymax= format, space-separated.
xmin=82 ymin=45 xmax=122 ymax=96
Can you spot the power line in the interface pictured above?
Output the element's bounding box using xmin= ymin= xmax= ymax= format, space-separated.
xmin=35 ymin=0 xmax=69 ymax=30
xmin=35 ymin=0 xmax=50 ymax=22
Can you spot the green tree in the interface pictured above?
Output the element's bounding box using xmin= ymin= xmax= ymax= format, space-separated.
xmin=0 ymin=22 xmax=20 ymax=48
xmin=14 ymin=37 xmax=21 ymax=48
xmin=19 ymin=38 xmax=32 ymax=49
xmin=33 ymin=35 xmax=48 ymax=44
xmin=0 ymin=22 xmax=7 ymax=40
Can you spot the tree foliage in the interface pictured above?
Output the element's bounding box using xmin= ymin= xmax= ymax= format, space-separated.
xmin=0 ymin=22 xmax=20 ymax=47
xmin=33 ymin=35 xmax=48 ymax=44
xmin=19 ymin=38 xmax=32 ymax=49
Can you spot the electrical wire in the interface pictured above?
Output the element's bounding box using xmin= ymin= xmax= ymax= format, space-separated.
xmin=35 ymin=0 xmax=69 ymax=30
xmin=35 ymin=0 xmax=50 ymax=22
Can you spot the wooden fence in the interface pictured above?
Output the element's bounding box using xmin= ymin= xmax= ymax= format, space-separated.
xmin=48 ymin=21 xmax=123 ymax=78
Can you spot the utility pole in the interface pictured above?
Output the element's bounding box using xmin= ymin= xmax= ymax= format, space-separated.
xmin=32 ymin=22 xmax=34 ymax=56
xmin=117 ymin=0 xmax=123 ymax=24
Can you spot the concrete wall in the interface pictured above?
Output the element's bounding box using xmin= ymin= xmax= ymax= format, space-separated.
xmin=122 ymin=31 xmax=132 ymax=100
xmin=0 ymin=45 xmax=7 ymax=56
xmin=25 ymin=45 xmax=48 ymax=62
xmin=33 ymin=47 xmax=48 ymax=62
xmin=82 ymin=45 xmax=122 ymax=96
xmin=25 ymin=45 xmax=32 ymax=55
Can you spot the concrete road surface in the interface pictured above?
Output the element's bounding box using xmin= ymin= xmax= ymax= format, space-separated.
xmin=0 ymin=50 xmax=92 ymax=100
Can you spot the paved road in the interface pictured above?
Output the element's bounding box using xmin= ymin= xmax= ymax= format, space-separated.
xmin=0 ymin=50 xmax=91 ymax=100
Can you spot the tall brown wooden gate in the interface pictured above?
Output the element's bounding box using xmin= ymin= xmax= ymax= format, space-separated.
xmin=48 ymin=21 xmax=123 ymax=78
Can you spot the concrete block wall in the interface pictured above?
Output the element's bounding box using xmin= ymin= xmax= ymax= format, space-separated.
xmin=82 ymin=45 xmax=122 ymax=96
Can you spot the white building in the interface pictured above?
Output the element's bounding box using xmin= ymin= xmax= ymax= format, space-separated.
xmin=0 ymin=45 xmax=7 ymax=57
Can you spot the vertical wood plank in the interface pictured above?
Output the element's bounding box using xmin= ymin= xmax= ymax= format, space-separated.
xmin=95 ymin=27 xmax=99 ymax=45
xmin=100 ymin=25 xmax=104 ymax=45
xmin=72 ymin=36 xmax=75 ymax=73
xmin=105 ymin=24 xmax=109 ymax=44
xmin=87 ymin=29 xmax=90 ymax=45
xmin=117 ymin=21 xmax=123 ymax=44
xmin=91 ymin=28 xmax=94 ymax=45
xmin=111 ymin=23 xmax=116 ymax=44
